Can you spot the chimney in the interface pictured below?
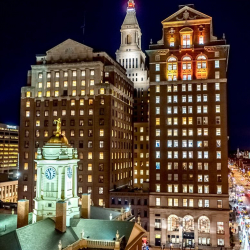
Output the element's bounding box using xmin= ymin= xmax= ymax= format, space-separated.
xmin=17 ymin=199 xmax=29 ymax=228
xmin=55 ymin=201 xmax=67 ymax=233
xmin=81 ymin=194 xmax=91 ymax=219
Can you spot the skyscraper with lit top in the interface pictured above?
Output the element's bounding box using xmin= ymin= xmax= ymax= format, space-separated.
xmin=146 ymin=5 xmax=230 ymax=248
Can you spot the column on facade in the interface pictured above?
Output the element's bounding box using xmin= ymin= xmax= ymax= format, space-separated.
xmin=51 ymin=70 xmax=55 ymax=96
xmin=68 ymin=69 xmax=72 ymax=96
xmin=85 ymin=68 xmax=90 ymax=95
xmin=73 ymin=165 xmax=77 ymax=197
xmin=60 ymin=70 xmax=64 ymax=96
xmin=64 ymin=167 xmax=67 ymax=199
xmin=161 ymin=216 xmax=167 ymax=245
xmin=57 ymin=167 xmax=62 ymax=200
xmin=77 ymin=69 xmax=81 ymax=96
xmin=210 ymin=214 xmax=217 ymax=247
xmin=194 ymin=220 xmax=198 ymax=248
xmin=36 ymin=167 xmax=42 ymax=199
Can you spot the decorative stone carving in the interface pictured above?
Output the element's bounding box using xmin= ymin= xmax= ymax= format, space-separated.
xmin=176 ymin=10 xmax=199 ymax=21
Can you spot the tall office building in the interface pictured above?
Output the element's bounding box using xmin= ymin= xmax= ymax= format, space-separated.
xmin=116 ymin=0 xmax=149 ymax=188
xmin=147 ymin=5 xmax=230 ymax=248
xmin=0 ymin=123 xmax=19 ymax=178
xmin=19 ymin=39 xmax=134 ymax=211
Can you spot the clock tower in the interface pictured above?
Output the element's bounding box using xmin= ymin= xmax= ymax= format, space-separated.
xmin=33 ymin=119 xmax=80 ymax=226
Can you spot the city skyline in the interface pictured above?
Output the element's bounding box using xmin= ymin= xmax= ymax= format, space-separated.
xmin=0 ymin=0 xmax=249 ymax=150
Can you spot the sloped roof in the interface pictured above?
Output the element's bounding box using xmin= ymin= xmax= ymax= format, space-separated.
xmin=0 ymin=218 xmax=78 ymax=250
xmin=122 ymin=9 xmax=139 ymax=26
xmin=90 ymin=206 xmax=122 ymax=220
xmin=71 ymin=219 xmax=135 ymax=242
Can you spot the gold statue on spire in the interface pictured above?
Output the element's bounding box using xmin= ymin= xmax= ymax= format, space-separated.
xmin=54 ymin=118 xmax=61 ymax=135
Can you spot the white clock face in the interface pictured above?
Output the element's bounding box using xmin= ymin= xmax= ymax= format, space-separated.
xmin=67 ymin=167 xmax=73 ymax=179
xmin=45 ymin=167 xmax=56 ymax=180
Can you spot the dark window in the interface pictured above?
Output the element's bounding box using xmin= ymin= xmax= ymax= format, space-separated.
xmin=131 ymin=199 xmax=134 ymax=205
xmin=24 ymin=141 xmax=29 ymax=148
xmin=36 ymin=100 xmax=41 ymax=107
xmin=70 ymin=141 xmax=74 ymax=147
xmin=35 ymin=142 xmax=39 ymax=148
xmin=144 ymin=210 xmax=148 ymax=217
xmin=99 ymin=108 xmax=104 ymax=115
xmin=25 ymin=121 xmax=29 ymax=127
xmin=99 ymin=163 xmax=104 ymax=171
xmin=111 ymin=198 xmax=115 ymax=205
xmin=45 ymin=100 xmax=49 ymax=107
xmin=144 ymin=199 xmax=148 ymax=205
xmin=44 ymin=120 xmax=49 ymax=127
xmin=99 ymin=119 xmax=104 ymax=125
xmin=125 ymin=199 xmax=128 ymax=205
xmin=70 ymin=120 xmax=75 ymax=126
xmin=140 ymin=144 xmax=143 ymax=149
xmin=53 ymin=100 xmax=58 ymax=106
xmin=118 ymin=198 xmax=122 ymax=205
xmin=23 ymin=175 xmax=28 ymax=181
xmin=88 ymin=119 xmax=93 ymax=126
xmin=137 ymin=199 xmax=141 ymax=205
xmin=62 ymin=99 xmax=67 ymax=106
xmin=79 ymin=141 xmax=83 ymax=148
xmin=63 ymin=90 xmax=68 ymax=96
xmin=62 ymin=120 xmax=66 ymax=126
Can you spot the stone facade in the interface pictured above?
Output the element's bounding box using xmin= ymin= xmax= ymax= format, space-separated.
xmin=147 ymin=5 xmax=230 ymax=249
xmin=19 ymin=39 xmax=134 ymax=211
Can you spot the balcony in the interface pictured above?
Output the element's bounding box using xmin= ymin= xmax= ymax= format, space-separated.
xmin=179 ymin=45 xmax=194 ymax=51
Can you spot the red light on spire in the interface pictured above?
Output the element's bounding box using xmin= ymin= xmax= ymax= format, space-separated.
xmin=128 ymin=0 xmax=135 ymax=8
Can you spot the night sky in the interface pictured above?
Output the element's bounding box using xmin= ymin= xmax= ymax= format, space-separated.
xmin=0 ymin=0 xmax=249 ymax=150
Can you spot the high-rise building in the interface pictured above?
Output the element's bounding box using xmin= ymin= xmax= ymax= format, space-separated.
xmin=147 ymin=5 xmax=230 ymax=248
xmin=19 ymin=39 xmax=134 ymax=211
xmin=116 ymin=0 xmax=149 ymax=188
xmin=0 ymin=123 xmax=19 ymax=178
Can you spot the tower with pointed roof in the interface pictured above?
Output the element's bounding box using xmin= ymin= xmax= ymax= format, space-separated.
xmin=116 ymin=0 xmax=148 ymax=89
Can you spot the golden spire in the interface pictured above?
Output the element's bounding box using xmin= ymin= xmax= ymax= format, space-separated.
xmin=54 ymin=118 xmax=61 ymax=135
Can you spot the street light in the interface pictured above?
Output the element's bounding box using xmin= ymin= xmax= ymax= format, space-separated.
xmin=170 ymin=243 xmax=172 ymax=250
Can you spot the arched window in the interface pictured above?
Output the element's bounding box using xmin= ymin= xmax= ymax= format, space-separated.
xmin=168 ymin=215 xmax=179 ymax=231
xmin=183 ymin=215 xmax=194 ymax=232
xmin=167 ymin=56 xmax=178 ymax=81
xmin=180 ymin=27 xmax=193 ymax=48
xmin=196 ymin=54 xmax=208 ymax=79
xmin=198 ymin=216 xmax=210 ymax=233
xmin=170 ymin=37 xmax=175 ymax=47
xmin=182 ymin=55 xmax=192 ymax=80
xmin=126 ymin=34 xmax=132 ymax=44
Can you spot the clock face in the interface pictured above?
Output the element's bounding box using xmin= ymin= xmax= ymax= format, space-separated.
xmin=45 ymin=167 xmax=56 ymax=180
xmin=67 ymin=167 xmax=73 ymax=179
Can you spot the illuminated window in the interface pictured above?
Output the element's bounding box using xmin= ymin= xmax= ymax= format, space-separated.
xmin=199 ymin=36 xmax=204 ymax=45
xmin=38 ymin=73 xmax=43 ymax=79
xmin=155 ymin=75 xmax=160 ymax=82
xmin=90 ymin=70 xmax=95 ymax=76
xmin=26 ymin=101 xmax=30 ymax=108
xmin=156 ymin=118 xmax=160 ymax=125
xmin=90 ymin=89 xmax=94 ymax=95
xmin=100 ymin=129 xmax=104 ymax=136
xmin=156 ymin=64 xmax=160 ymax=71
xmin=216 ymin=128 xmax=221 ymax=136
xmin=81 ymin=90 xmax=85 ymax=96
xmin=100 ymin=88 xmax=105 ymax=94
xmin=46 ymin=82 xmax=51 ymax=88
xmin=196 ymin=54 xmax=208 ymax=79
xmin=99 ymin=152 xmax=104 ymax=159
xmin=182 ymin=56 xmax=192 ymax=80
xmin=216 ymin=105 xmax=220 ymax=113
xmin=81 ymin=80 xmax=86 ymax=86
xmin=167 ymin=56 xmax=178 ymax=81
xmin=88 ymin=175 xmax=92 ymax=182
xmin=38 ymin=82 xmax=42 ymax=88
xmin=215 ymin=83 xmax=220 ymax=90
xmin=72 ymin=90 xmax=76 ymax=96
xmin=90 ymin=80 xmax=94 ymax=86
xmin=215 ymin=60 xmax=220 ymax=68
xmin=24 ymin=163 xmax=28 ymax=170
xmin=55 ymin=91 xmax=59 ymax=97
xmin=64 ymin=81 xmax=68 ymax=87
xmin=170 ymin=37 xmax=175 ymax=47
xmin=88 ymin=152 xmax=93 ymax=160
xmin=38 ymin=92 xmax=42 ymax=97
xmin=215 ymin=71 xmax=220 ymax=79
xmin=156 ymin=198 xmax=161 ymax=206
xmin=55 ymin=81 xmax=59 ymax=87
xmin=71 ymin=110 xmax=75 ymax=116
